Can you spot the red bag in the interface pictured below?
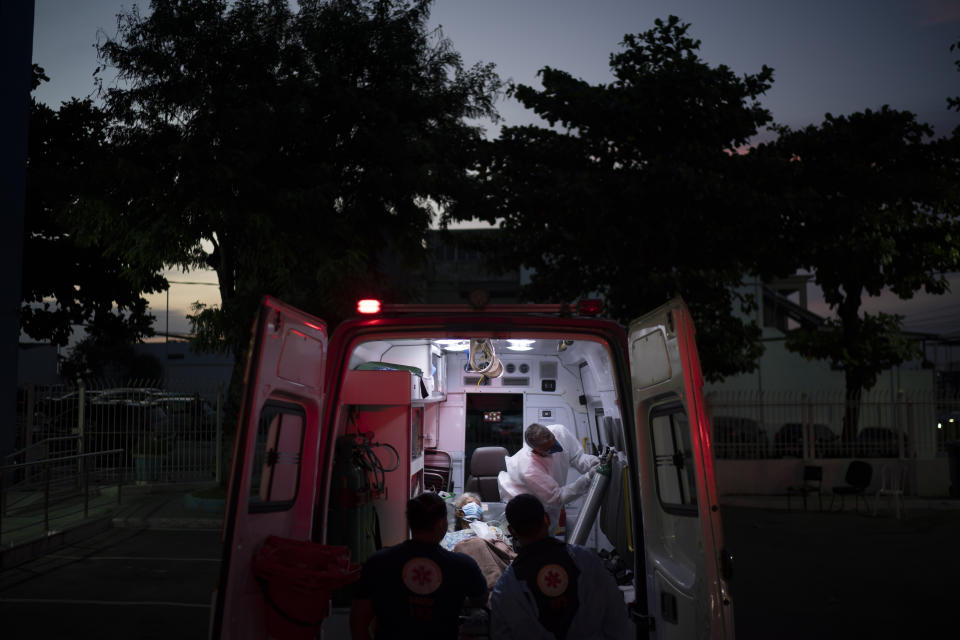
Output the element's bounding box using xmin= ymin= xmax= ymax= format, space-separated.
xmin=252 ymin=536 xmax=361 ymax=640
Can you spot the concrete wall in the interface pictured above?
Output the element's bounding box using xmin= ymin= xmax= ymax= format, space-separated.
xmin=705 ymin=328 xmax=935 ymax=398
xmin=135 ymin=342 xmax=234 ymax=392
xmin=17 ymin=344 xmax=61 ymax=385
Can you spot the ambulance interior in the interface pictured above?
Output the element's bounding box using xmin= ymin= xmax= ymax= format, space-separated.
xmin=324 ymin=334 xmax=638 ymax=607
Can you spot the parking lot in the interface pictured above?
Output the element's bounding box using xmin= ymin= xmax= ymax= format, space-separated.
xmin=722 ymin=503 xmax=960 ymax=639
xmin=1 ymin=499 xmax=958 ymax=639
xmin=0 ymin=528 xmax=221 ymax=639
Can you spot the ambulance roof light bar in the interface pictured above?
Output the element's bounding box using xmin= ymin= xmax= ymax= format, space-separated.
xmin=355 ymin=298 xmax=603 ymax=317
xmin=357 ymin=299 xmax=382 ymax=314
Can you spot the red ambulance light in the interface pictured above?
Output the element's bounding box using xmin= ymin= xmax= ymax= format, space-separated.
xmin=578 ymin=299 xmax=603 ymax=316
xmin=357 ymin=299 xmax=382 ymax=314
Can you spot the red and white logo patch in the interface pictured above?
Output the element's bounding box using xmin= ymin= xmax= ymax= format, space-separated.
xmin=536 ymin=563 xmax=569 ymax=597
xmin=402 ymin=557 xmax=442 ymax=595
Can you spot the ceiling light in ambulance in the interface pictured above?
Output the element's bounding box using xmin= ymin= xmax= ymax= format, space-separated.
xmin=356 ymin=299 xmax=381 ymax=314
xmin=434 ymin=339 xmax=470 ymax=351
xmin=506 ymin=339 xmax=535 ymax=351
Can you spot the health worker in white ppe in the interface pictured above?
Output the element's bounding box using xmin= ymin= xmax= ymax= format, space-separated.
xmin=497 ymin=423 xmax=600 ymax=535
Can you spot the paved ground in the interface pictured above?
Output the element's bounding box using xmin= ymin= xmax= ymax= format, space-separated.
xmin=722 ymin=502 xmax=960 ymax=639
xmin=0 ymin=527 xmax=221 ymax=639
xmin=2 ymin=486 xmax=959 ymax=639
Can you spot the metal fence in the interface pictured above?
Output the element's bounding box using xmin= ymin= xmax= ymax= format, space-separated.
xmin=705 ymin=390 xmax=960 ymax=460
xmin=10 ymin=379 xmax=224 ymax=485
xmin=0 ymin=448 xmax=124 ymax=546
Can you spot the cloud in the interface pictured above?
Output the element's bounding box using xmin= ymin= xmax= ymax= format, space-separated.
xmin=916 ymin=0 xmax=960 ymax=25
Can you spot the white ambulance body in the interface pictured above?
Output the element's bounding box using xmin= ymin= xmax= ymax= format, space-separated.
xmin=209 ymin=296 xmax=735 ymax=639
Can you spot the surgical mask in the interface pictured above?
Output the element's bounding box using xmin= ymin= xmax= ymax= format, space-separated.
xmin=547 ymin=440 xmax=563 ymax=454
xmin=461 ymin=502 xmax=483 ymax=521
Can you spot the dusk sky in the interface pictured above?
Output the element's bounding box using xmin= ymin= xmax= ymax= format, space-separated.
xmin=30 ymin=0 xmax=960 ymax=338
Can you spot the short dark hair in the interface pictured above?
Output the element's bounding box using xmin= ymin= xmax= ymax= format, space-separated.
xmin=505 ymin=493 xmax=545 ymax=538
xmin=406 ymin=492 xmax=447 ymax=533
xmin=524 ymin=423 xmax=552 ymax=449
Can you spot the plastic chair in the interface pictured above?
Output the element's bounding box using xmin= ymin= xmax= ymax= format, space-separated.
xmin=786 ymin=465 xmax=823 ymax=511
xmin=873 ymin=463 xmax=907 ymax=519
xmin=829 ymin=460 xmax=873 ymax=513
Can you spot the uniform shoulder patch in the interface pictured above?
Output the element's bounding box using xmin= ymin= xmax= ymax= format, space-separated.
xmin=536 ymin=563 xmax=569 ymax=597
xmin=402 ymin=557 xmax=443 ymax=595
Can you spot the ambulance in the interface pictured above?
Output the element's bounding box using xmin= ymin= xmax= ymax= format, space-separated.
xmin=209 ymin=295 xmax=736 ymax=638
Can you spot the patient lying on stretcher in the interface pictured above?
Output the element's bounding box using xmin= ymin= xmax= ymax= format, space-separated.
xmin=441 ymin=492 xmax=506 ymax=550
xmin=440 ymin=492 xmax=516 ymax=601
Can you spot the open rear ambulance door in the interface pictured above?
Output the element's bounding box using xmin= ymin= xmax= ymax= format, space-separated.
xmin=628 ymin=298 xmax=734 ymax=639
xmin=210 ymin=296 xmax=329 ymax=640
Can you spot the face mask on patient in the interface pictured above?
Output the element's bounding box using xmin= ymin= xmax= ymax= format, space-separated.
xmin=461 ymin=501 xmax=483 ymax=522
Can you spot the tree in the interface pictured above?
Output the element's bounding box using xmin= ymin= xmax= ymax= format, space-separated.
xmin=764 ymin=107 xmax=960 ymax=441
xmin=23 ymin=65 xmax=165 ymax=354
xmin=93 ymin=0 xmax=501 ymax=443
xmin=458 ymin=16 xmax=782 ymax=380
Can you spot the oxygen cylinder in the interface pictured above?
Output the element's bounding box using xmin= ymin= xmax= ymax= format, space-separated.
xmin=567 ymin=448 xmax=614 ymax=546
xmin=327 ymin=435 xmax=377 ymax=563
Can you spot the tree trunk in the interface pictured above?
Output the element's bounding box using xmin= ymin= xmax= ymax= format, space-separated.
xmin=842 ymin=371 xmax=862 ymax=444
xmin=218 ymin=354 xmax=247 ymax=488
xmin=838 ymin=285 xmax=864 ymax=444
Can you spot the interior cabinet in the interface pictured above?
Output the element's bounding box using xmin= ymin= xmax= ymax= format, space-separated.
xmin=341 ymin=369 xmax=443 ymax=545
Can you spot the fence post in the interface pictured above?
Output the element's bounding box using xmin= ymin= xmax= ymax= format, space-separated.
xmin=896 ymin=389 xmax=905 ymax=460
xmin=83 ymin=457 xmax=89 ymax=518
xmin=25 ymin=383 xmax=35 ymax=451
xmin=216 ymin=383 xmax=223 ymax=485
xmin=800 ymin=392 xmax=809 ymax=459
xmin=43 ymin=462 xmax=51 ymax=534
xmin=77 ymin=379 xmax=86 ymax=482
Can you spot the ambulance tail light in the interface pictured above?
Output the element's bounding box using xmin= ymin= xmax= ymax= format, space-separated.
xmin=578 ymin=299 xmax=603 ymax=316
xmin=357 ymin=299 xmax=382 ymax=314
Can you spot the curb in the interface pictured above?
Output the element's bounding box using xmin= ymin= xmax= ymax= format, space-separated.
xmin=0 ymin=515 xmax=113 ymax=571
xmin=183 ymin=491 xmax=225 ymax=513
xmin=111 ymin=515 xmax=221 ymax=530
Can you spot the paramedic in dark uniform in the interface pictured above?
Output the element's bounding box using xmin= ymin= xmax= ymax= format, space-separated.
xmin=350 ymin=492 xmax=487 ymax=640
xmin=490 ymin=493 xmax=632 ymax=640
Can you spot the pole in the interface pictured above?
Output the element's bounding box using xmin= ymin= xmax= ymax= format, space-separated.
xmin=43 ymin=463 xmax=50 ymax=534
xmin=215 ymin=383 xmax=223 ymax=485
xmin=0 ymin=0 xmax=36 ymax=467
xmin=77 ymin=379 xmax=85 ymax=481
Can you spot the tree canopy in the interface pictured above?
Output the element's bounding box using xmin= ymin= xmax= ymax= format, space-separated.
xmin=93 ymin=0 xmax=502 ymax=359
xmin=23 ymin=65 xmax=165 ymax=351
xmin=762 ymin=107 xmax=960 ymax=438
xmin=459 ymin=16 xmax=781 ymax=380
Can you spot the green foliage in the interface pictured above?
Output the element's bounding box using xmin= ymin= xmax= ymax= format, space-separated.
xmin=461 ymin=16 xmax=778 ymax=380
xmin=785 ymin=314 xmax=921 ymax=391
xmin=948 ymin=40 xmax=960 ymax=115
xmin=23 ymin=65 xmax=166 ymax=348
xmin=61 ymin=333 xmax=163 ymax=380
xmin=765 ymin=107 xmax=960 ymax=434
xmin=94 ymin=0 xmax=502 ymax=358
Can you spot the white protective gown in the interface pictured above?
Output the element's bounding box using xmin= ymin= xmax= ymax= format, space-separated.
xmin=497 ymin=424 xmax=599 ymax=534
